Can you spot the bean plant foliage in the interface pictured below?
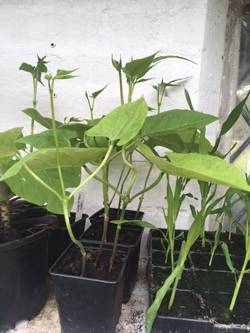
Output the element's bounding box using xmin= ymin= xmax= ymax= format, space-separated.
xmin=0 ymin=52 xmax=250 ymax=333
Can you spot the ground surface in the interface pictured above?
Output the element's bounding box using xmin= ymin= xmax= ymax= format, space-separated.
xmin=7 ymin=259 xmax=148 ymax=333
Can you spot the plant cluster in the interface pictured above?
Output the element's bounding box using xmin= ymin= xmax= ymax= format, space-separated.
xmin=0 ymin=52 xmax=250 ymax=332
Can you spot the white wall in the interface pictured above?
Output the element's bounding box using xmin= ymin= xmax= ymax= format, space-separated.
xmin=0 ymin=0 xmax=231 ymax=228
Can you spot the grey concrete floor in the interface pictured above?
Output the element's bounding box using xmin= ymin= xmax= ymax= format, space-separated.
xmin=7 ymin=258 xmax=149 ymax=333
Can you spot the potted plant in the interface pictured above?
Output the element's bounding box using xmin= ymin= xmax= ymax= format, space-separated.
xmin=82 ymin=52 xmax=193 ymax=302
xmin=0 ymin=127 xmax=53 ymax=332
xmin=144 ymin=91 xmax=250 ymax=332
xmin=0 ymin=67 xmax=150 ymax=332
xmin=19 ymin=56 xmax=88 ymax=266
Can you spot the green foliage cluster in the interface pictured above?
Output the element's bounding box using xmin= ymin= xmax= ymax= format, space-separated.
xmin=0 ymin=52 xmax=249 ymax=332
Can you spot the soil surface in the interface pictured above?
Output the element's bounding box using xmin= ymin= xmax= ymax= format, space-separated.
xmin=83 ymin=223 xmax=142 ymax=246
xmin=7 ymin=258 xmax=148 ymax=333
xmin=54 ymin=246 xmax=126 ymax=281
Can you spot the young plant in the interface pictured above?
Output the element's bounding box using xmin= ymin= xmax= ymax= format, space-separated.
xmin=229 ymin=189 xmax=250 ymax=311
xmin=0 ymin=128 xmax=26 ymax=238
xmin=19 ymin=56 xmax=48 ymax=140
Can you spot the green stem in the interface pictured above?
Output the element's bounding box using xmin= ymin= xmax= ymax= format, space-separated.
xmin=101 ymin=166 xmax=110 ymax=244
xmin=128 ymin=82 xmax=134 ymax=103
xmin=30 ymin=77 xmax=38 ymax=152
xmin=69 ymin=144 xmax=114 ymax=200
xmin=109 ymin=164 xmax=126 ymax=206
xmin=168 ymin=268 xmax=182 ymax=309
xmin=136 ymin=163 xmax=153 ymax=216
xmin=48 ymin=79 xmax=65 ymax=196
xmin=230 ymin=251 xmax=249 ymax=311
xmin=63 ymin=200 xmax=86 ymax=276
xmin=83 ymin=165 xmax=122 ymax=197
xmin=109 ymin=224 xmax=121 ymax=272
xmin=130 ymin=172 xmax=163 ymax=202
xmin=119 ymin=69 xmax=124 ymax=105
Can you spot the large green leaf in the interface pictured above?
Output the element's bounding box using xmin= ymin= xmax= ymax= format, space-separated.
xmin=142 ymin=110 xmax=217 ymax=137
xmin=1 ymin=147 xmax=107 ymax=181
xmin=1 ymin=147 xmax=107 ymax=214
xmin=22 ymin=108 xmax=63 ymax=129
xmin=146 ymin=130 xmax=213 ymax=153
xmin=86 ymin=97 xmax=148 ymax=146
xmin=6 ymin=168 xmax=79 ymax=214
xmin=0 ymin=127 xmax=23 ymax=158
xmin=138 ymin=144 xmax=250 ymax=191
xmin=17 ymin=129 xmax=78 ymax=149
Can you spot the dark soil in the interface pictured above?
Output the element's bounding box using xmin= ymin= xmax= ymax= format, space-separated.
xmin=156 ymin=289 xmax=207 ymax=320
xmin=83 ymin=223 xmax=142 ymax=246
xmin=55 ymin=245 xmax=126 ymax=281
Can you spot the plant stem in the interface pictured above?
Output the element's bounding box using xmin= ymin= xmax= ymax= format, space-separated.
xmin=128 ymin=82 xmax=134 ymax=103
xmin=135 ymin=163 xmax=153 ymax=217
xmin=30 ymin=76 xmax=38 ymax=152
xmin=109 ymin=224 xmax=121 ymax=272
xmin=69 ymin=144 xmax=114 ymax=200
xmin=109 ymin=164 xmax=126 ymax=206
xmin=130 ymin=172 xmax=163 ymax=202
xmin=48 ymin=79 xmax=65 ymax=196
xmin=63 ymin=200 xmax=86 ymax=276
xmin=119 ymin=69 xmax=124 ymax=105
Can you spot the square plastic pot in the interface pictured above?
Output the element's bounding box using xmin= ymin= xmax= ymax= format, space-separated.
xmin=0 ymin=228 xmax=48 ymax=332
xmin=82 ymin=222 xmax=143 ymax=303
xmin=50 ymin=243 xmax=128 ymax=333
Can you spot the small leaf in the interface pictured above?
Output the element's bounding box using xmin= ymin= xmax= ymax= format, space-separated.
xmin=19 ymin=63 xmax=34 ymax=74
xmin=110 ymin=219 xmax=157 ymax=229
xmin=22 ymin=108 xmax=63 ymax=129
xmin=55 ymin=68 xmax=78 ymax=80
xmin=184 ymin=89 xmax=194 ymax=111
xmin=221 ymin=242 xmax=236 ymax=273
xmin=0 ymin=128 xmax=23 ymax=158
xmin=91 ymin=83 xmax=109 ymax=99
xmin=122 ymin=52 xmax=158 ymax=80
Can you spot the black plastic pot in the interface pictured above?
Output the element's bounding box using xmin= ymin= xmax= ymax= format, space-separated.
xmin=50 ymin=243 xmax=127 ymax=333
xmin=48 ymin=213 xmax=87 ymax=267
xmin=0 ymin=228 xmax=48 ymax=332
xmin=82 ymin=222 xmax=143 ymax=303
xmin=89 ymin=207 xmax=144 ymax=226
xmin=148 ymin=230 xmax=250 ymax=332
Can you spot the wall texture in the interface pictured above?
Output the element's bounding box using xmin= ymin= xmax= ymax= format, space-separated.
xmin=0 ymin=0 xmax=233 ymax=228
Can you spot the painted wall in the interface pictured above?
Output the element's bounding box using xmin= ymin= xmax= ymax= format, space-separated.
xmin=0 ymin=0 xmax=231 ymax=228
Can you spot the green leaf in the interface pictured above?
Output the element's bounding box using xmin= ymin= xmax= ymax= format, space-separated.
xmin=55 ymin=68 xmax=78 ymax=80
xmin=1 ymin=147 xmax=107 ymax=214
xmin=112 ymin=56 xmax=122 ymax=71
xmin=6 ymin=168 xmax=78 ymax=214
xmin=122 ymin=52 xmax=158 ymax=80
xmin=110 ymin=219 xmax=157 ymax=229
xmin=91 ymin=84 xmax=109 ymax=99
xmin=1 ymin=147 xmax=107 ymax=181
xmin=17 ymin=129 xmax=78 ymax=149
xmin=0 ymin=127 xmax=23 ymax=158
xmin=19 ymin=63 xmax=35 ymax=74
xmin=142 ymin=110 xmax=217 ymax=136
xmin=22 ymin=108 xmax=63 ymax=129
xmin=146 ymin=265 xmax=182 ymax=333
xmin=145 ymin=130 xmax=213 ymax=153
xmin=184 ymin=89 xmax=194 ymax=110
xmin=153 ymin=55 xmax=196 ymax=64
xmin=212 ymin=91 xmax=250 ymax=153
xmin=221 ymin=242 xmax=236 ymax=273
xmin=86 ymin=97 xmax=148 ymax=146
xmin=138 ymin=143 xmax=250 ymax=191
